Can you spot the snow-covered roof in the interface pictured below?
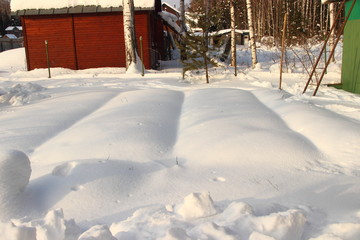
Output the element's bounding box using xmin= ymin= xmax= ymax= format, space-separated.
xmin=5 ymin=26 xmax=15 ymax=31
xmin=5 ymin=26 xmax=22 ymax=31
xmin=162 ymin=2 xmax=180 ymax=14
xmin=11 ymin=0 xmax=156 ymax=12
xmin=159 ymin=11 xmax=181 ymax=34
xmin=3 ymin=34 xmax=18 ymax=39
xmin=209 ymin=29 xmax=249 ymax=37
xmin=189 ymin=29 xmax=249 ymax=37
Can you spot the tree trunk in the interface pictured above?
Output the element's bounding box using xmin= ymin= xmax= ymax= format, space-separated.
xmin=204 ymin=0 xmax=210 ymax=84
xmin=179 ymin=0 xmax=187 ymax=62
xmin=246 ymin=0 xmax=257 ymax=68
xmin=180 ymin=0 xmax=186 ymax=33
xmin=230 ymin=0 xmax=237 ymax=76
xmin=329 ymin=3 xmax=336 ymax=62
xmin=123 ymin=0 xmax=138 ymax=69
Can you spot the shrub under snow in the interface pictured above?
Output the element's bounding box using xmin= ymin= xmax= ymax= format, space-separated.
xmin=0 ymin=150 xmax=31 ymax=221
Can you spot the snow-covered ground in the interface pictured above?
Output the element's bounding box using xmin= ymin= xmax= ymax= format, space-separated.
xmin=0 ymin=45 xmax=359 ymax=240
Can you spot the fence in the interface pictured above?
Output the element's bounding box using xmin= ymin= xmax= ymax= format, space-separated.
xmin=0 ymin=38 xmax=23 ymax=52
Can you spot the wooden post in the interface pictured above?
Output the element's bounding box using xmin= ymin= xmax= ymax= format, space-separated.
xmin=324 ymin=34 xmax=327 ymax=75
xmin=45 ymin=40 xmax=51 ymax=78
xmin=279 ymin=12 xmax=287 ymax=90
xmin=140 ymin=36 xmax=145 ymax=76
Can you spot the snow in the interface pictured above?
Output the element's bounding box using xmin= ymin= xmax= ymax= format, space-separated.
xmin=0 ymin=150 xmax=31 ymax=221
xmin=5 ymin=26 xmax=23 ymax=31
xmin=10 ymin=0 xmax=156 ymax=11
xmin=78 ymin=225 xmax=116 ymax=240
xmin=162 ymin=2 xmax=180 ymax=14
xmin=125 ymin=55 xmax=145 ymax=74
xmin=0 ymin=43 xmax=360 ymax=240
xmin=176 ymin=192 xmax=217 ymax=219
xmin=209 ymin=29 xmax=249 ymax=37
xmin=0 ymin=82 xmax=49 ymax=106
xmin=5 ymin=26 xmax=15 ymax=31
xmin=159 ymin=11 xmax=181 ymax=33
xmin=321 ymin=0 xmax=337 ymax=4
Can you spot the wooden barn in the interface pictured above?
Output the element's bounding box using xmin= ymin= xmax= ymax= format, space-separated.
xmin=11 ymin=0 xmax=165 ymax=70
xmin=323 ymin=0 xmax=360 ymax=94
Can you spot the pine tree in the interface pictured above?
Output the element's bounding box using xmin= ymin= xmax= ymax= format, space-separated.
xmin=178 ymin=0 xmax=219 ymax=83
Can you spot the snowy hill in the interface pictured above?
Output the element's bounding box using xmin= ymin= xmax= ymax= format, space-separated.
xmin=0 ymin=46 xmax=360 ymax=240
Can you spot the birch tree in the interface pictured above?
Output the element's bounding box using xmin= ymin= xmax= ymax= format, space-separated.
xmin=203 ymin=0 xmax=210 ymax=83
xmin=230 ymin=0 xmax=237 ymax=76
xmin=246 ymin=0 xmax=257 ymax=68
xmin=178 ymin=0 xmax=217 ymax=83
xmin=329 ymin=3 xmax=336 ymax=62
xmin=123 ymin=0 xmax=138 ymax=69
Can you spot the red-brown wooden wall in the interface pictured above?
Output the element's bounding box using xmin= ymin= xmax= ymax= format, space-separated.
xmin=22 ymin=11 xmax=163 ymax=70
xmin=22 ymin=15 xmax=77 ymax=69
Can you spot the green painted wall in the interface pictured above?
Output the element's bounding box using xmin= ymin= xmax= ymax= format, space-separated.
xmin=346 ymin=0 xmax=360 ymax=20
xmin=342 ymin=18 xmax=360 ymax=94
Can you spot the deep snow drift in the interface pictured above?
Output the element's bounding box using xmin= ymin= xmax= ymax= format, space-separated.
xmin=0 ymin=45 xmax=359 ymax=240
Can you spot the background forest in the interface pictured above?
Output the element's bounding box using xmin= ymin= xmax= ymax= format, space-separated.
xmin=0 ymin=0 xmax=11 ymax=36
xmin=186 ymin=0 xmax=343 ymax=45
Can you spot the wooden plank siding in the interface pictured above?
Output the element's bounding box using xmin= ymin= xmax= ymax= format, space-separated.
xmin=152 ymin=13 xmax=165 ymax=63
xmin=23 ymin=15 xmax=77 ymax=70
xmin=134 ymin=12 xmax=151 ymax=69
xmin=22 ymin=11 xmax=162 ymax=70
xmin=74 ymin=13 xmax=125 ymax=69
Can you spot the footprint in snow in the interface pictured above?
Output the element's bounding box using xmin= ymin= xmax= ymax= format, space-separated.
xmin=71 ymin=185 xmax=84 ymax=191
xmin=211 ymin=177 xmax=226 ymax=182
xmin=52 ymin=162 xmax=77 ymax=177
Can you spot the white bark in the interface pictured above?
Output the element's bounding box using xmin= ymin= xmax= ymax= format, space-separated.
xmin=329 ymin=3 xmax=336 ymax=62
xmin=246 ymin=0 xmax=257 ymax=68
xmin=230 ymin=0 xmax=237 ymax=75
xmin=204 ymin=0 xmax=210 ymax=84
xmin=123 ymin=0 xmax=137 ymax=69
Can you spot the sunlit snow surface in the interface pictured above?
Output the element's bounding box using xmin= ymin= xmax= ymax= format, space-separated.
xmin=0 ymin=46 xmax=360 ymax=240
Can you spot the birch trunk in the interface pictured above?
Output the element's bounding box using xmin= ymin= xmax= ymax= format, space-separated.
xmin=246 ymin=0 xmax=257 ymax=68
xmin=204 ymin=0 xmax=210 ymax=83
xmin=230 ymin=0 xmax=237 ymax=75
xmin=329 ymin=3 xmax=336 ymax=62
xmin=123 ymin=0 xmax=137 ymax=69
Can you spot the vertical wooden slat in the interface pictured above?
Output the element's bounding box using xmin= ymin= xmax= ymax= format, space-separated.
xmin=21 ymin=16 xmax=31 ymax=71
xmin=72 ymin=15 xmax=79 ymax=70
